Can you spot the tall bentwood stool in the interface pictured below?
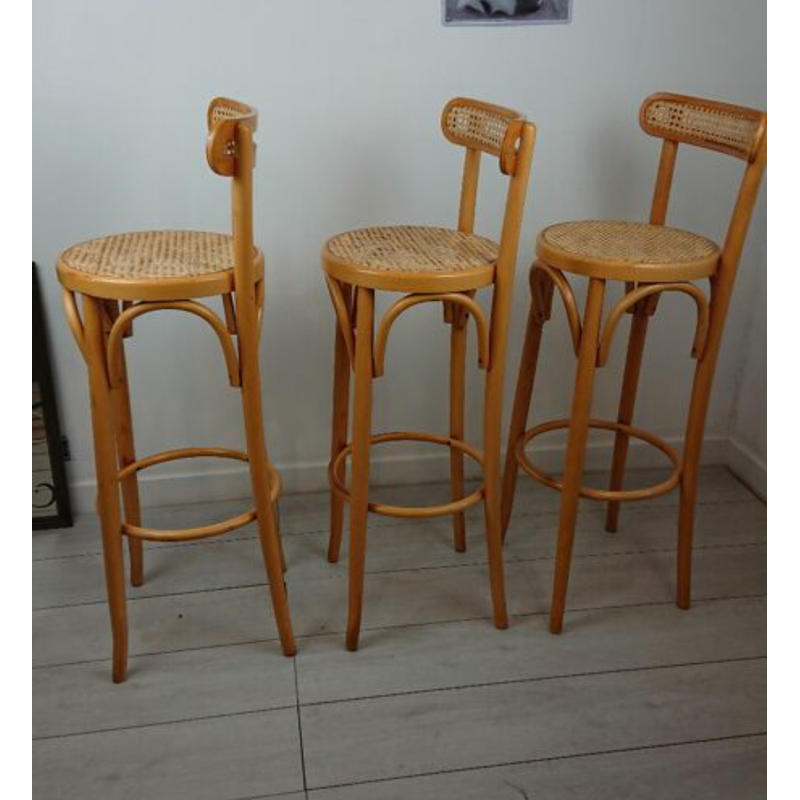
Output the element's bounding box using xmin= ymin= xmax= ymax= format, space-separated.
xmin=322 ymin=98 xmax=536 ymax=650
xmin=57 ymin=99 xmax=296 ymax=682
xmin=501 ymin=93 xmax=766 ymax=634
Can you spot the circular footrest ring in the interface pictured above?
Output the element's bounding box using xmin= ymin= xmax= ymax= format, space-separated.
xmin=329 ymin=431 xmax=485 ymax=519
xmin=118 ymin=447 xmax=280 ymax=542
xmin=514 ymin=418 xmax=681 ymax=503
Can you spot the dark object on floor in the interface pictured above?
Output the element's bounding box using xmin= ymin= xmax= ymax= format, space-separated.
xmin=33 ymin=263 xmax=73 ymax=529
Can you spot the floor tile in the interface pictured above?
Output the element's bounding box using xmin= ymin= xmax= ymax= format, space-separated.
xmin=33 ymin=708 xmax=303 ymax=800
xmin=307 ymin=735 xmax=766 ymax=799
xmin=34 ymin=641 xmax=297 ymax=737
xmin=300 ymin=660 xmax=765 ymax=787
xmin=296 ymin=596 xmax=765 ymax=704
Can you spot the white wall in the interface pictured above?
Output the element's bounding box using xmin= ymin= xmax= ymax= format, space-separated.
xmin=33 ymin=0 xmax=767 ymax=510
xmin=728 ymin=242 xmax=768 ymax=499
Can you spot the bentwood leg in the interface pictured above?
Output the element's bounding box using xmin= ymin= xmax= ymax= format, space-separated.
xmin=677 ymin=339 xmax=720 ymax=609
xmin=237 ymin=291 xmax=297 ymax=657
xmin=328 ymin=283 xmax=352 ymax=563
xmin=604 ymin=301 xmax=653 ymax=533
xmin=550 ymin=278 xmax=606 ymax=634
xmin=501 ymin=269 xmax=553 ymax=536
xmin=346 ymin=287 xmax=375 ymax=651
xmin=108 ymin=333 xmax=145 ymax=587
xmin=482 ymin=325 xmax=510 ymax=631
xmin=449 ymin=303 xmax=468 ymax=553
xmin=84 ymin=296 xmax=129 ymax=682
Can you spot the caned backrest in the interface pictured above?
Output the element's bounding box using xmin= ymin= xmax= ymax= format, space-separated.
xmin=206 ymin=97 xmax=258 ymax=177
xmin=204 ymin=98 xmax=259 ymax=298
xmin=639 ymin=92 xmax=766 ymax=324
xmin=441 ymin=97 xmax=527 ymax=176
xmin=440 ymin=97 xmax=536 ymax=316
xmin=640 ymin=93 xmax=765 ymax=163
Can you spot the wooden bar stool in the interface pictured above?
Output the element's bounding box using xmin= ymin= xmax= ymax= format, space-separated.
xmin=57 ymin=98 xmax=296 ymax=682
xmin=501 ymin=93 xmax=766 ymax=634
xmin=322 ymin=98 xmax=536 ymax=650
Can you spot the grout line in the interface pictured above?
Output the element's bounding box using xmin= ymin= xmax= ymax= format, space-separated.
xmin=293 ymin=659 xmax=309 ymax=796
xmin=32 ymin=636 xmax=290 ymax=670
xmin=295 ymin=655 xmax=767 ymax=710
xmin=362 ymin=539 xmax=766 ymax=577
xmin=31 ymin=490 xmax=762 ymax=562
xmin=228 ymin=791 xmax=308 ymax=800
xmin=32 ymin=593 xmax=766 ymax=671
xmin=301 ymin=732 xmax=767 ymax=794
xmin=227 ymin=790 xmax=309 ymax=800
xmin=31 ymin=539 xmax=767 ymax=612
xmin=33 ymin=580 xmax=276 ymax=612
xmin=336 ymin=592 xmax=768 ymax=640
xmin=32 ymin=656 xmax=765 ymax=743
xmin=33 ymin=704 xmax=297 ymax=742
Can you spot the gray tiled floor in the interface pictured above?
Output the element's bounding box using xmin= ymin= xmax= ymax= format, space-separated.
xmin=33 ymin=467 xmax=766 ymax=799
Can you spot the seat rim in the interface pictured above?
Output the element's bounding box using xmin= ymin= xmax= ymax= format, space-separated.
xmin=57 ymin=235 xmax=264 ymax=301
xmin=536 ymin=220 xmax=720 ymax=282
xmin=321 ymin=225 xmax=497 ymax=293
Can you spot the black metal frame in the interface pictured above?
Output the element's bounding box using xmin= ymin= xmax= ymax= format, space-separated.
xmin=33 ymin=263 xmax=73 ymax=529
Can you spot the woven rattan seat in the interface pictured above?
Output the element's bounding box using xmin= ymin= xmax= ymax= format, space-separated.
xmin=537 ymin=220 xmax=720 ymax=282
xmin=323 ymin=225 xmax=498 ymax=292
xmin=57 ymin=230 xmax=264 ymax=301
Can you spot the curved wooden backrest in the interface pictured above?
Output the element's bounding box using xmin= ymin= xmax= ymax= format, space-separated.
xmin=638 ymin=92 xmax=766 ymax=249
xmin=440 ymin=98 xmax=536 ymax=282
xmin=204 ymin=98 xmax=260 ymax=310
xmin=206 ymin=97 xmax=258 ymax=176
xmin=639 ymin=92 xmax=765 ymax=163
xmin=440 ymin=97 xmax=536 ymax=360
xmin=639 ymin=92 xmax=766 ymax=366
xmin=441 ymin=97 xmax=527 ymax=176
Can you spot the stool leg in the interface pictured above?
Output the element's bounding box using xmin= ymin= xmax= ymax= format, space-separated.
xmin=501 ymin=272 xmax=553 ymax=537
xmin=274 ymin=501 xmax=287 ymax=574
xmin=108 ymin=337 xmax=145 ymax=587
xmin=83 ymin=297 xmax=128 ymax=683
xmin=346 ymin=287 xmax=374 ymax=651
xmin=238 ymin=304 xmax=297 ymax=657
xmin=449 ymin=304 xmax=468 ymax=553
xmin=483 ymin=323 xmax=510 ymax=632
xmin=677 ymin=345 xmax=718 ymax=609
xmin=100 ymin=300 xmax=144 ymax=586
xmin=328 ymin=284 xmax=352 ymax=564
xmin=550 ymin=278 xmax=606 ymax=634
xmin=604 ymin=304 xmax=652 ymax=533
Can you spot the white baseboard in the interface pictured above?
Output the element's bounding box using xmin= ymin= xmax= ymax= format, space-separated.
xmin=69 ymin=433 xmax=730 ymax=514
xmin=726 ymin=436 xmax=767 ymax=501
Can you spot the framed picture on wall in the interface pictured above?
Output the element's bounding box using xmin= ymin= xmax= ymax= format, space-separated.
xmin=33 ymin=263 xmax=73 ymax=529
xmin=443 ymin=0 xmax=572 ymax=26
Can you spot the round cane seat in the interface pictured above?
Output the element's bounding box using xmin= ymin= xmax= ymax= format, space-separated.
xmin=57 ymin=230 xmax=264 ymax=300
xmin=322 ymin=225 xmax=498 ymax=292
xmin=537 ymin=220 xmax=720 ymax=282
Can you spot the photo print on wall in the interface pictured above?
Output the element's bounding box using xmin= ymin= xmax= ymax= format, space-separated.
xmin=443 ymin=0 xmax=572 ymax=26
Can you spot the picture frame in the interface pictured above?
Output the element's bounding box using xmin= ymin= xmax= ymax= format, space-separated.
xmin=443 ymin=0 xmax=572 ymax=26
xmin=33 ymin=263 xmax=73 ymax=529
